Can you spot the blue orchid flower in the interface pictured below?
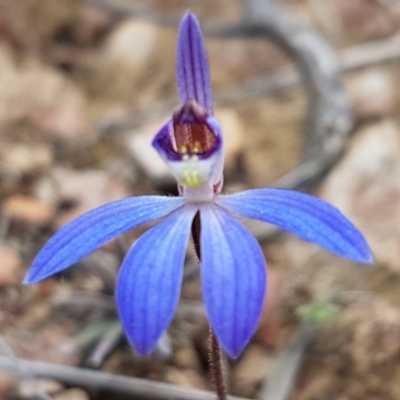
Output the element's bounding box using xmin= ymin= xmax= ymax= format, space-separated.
xmin=24 ymin=12 xmax=372 ymax=359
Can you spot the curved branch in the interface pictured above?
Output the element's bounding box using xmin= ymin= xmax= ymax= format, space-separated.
xmin=216 ymin=0 xmax=352 ymax=191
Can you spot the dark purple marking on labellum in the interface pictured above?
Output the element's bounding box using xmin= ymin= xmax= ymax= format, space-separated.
xmin=172 ymin=100 xmax=216 ymax=155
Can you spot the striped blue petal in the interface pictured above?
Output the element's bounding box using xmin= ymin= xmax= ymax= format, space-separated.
xmin=116 ymin=205 xmax=197 ymax=356
xmin=176 ymin=12 xmax=213 ymax=113
xmin=24 ymin=196 xmax=185 ymax=284
xmin=200 ymin=205 xmax=267 ymax=358
xmin=217 ymin=188 xmax=373 ymax=263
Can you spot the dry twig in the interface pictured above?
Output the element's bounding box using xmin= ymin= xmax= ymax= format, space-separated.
xmin=86 ymin=324 xmax=123 ymax=368
xmin=0 ymin=356 xmax=250 ymax=400
xmin=258 ymin=325 xmax=315 ymax=400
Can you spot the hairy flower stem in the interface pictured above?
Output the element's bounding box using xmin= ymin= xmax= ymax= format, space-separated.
xmin=191 ymin=213 xmax=227 ymax=400
xmin=209 ymin=328 xmax=227 ymax=400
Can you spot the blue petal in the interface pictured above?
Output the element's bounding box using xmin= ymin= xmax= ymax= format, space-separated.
xmin=176 ymin=12 xmax=213 ymax=112
xmin=217 ymin=188 xmax=373 ymax=263
xmin=200 ymin=205 xmax=267 ymax=358
xmin=24 ymin=196 xmax=185 ymax=284
xmin=116 ymin=205 xmax=197 ymax=356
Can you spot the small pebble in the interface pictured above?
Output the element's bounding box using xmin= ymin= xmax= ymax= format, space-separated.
xmin=3 ymin=195 xmax=54 ymax=226
xmin=53 ymin=388 xmax=90 ymax=400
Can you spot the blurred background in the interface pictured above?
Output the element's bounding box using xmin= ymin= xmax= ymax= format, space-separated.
xmin=0 ymin=0 xmax=399 ymax=399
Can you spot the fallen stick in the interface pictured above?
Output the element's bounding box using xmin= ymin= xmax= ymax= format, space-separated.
xmin=0 ymin=356 xmax=250 ymax=400
xmin=258 ymin=324 xmax=315 ymax=400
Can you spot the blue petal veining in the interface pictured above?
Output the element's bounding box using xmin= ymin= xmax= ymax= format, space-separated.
xmin=200 ymin=204 xmax=267 ymax=358
xmin=24 ymin=196 xmax=184 ymax=284
xmin=116 ymin=206 xmax=197 ymax=356
xmin=217 ymin=188 xmax=373 ymax=263
xmin=176 ymin=12 xmax=213 ymax=112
